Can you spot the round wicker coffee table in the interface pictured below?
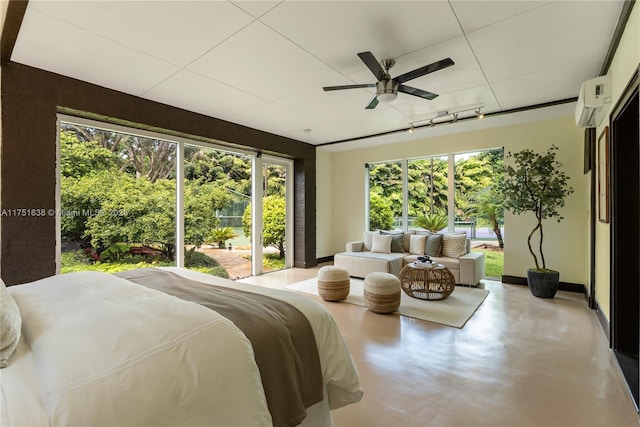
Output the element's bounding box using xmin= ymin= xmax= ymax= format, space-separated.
xmin=399 ymin=262 xmax=456 ymax=300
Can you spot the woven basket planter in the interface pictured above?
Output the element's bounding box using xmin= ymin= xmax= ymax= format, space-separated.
xmin=317 ymin=266 xmax=350 ymax=301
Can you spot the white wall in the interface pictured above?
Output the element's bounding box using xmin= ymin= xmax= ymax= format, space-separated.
xmin=319 ymin=114 xmax=588 ymax=285
xmin=594 ymin=3 xmax=639 ymax=321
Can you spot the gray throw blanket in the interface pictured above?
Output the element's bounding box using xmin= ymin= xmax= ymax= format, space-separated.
xmin=115 ymin=268 xmax=324 ymax=427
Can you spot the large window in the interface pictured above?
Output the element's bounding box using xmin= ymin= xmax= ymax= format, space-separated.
xmin=57 ymin=116 xmax=292 ymax=279
xmin=367 ymin=149 xmax=504 ymax=277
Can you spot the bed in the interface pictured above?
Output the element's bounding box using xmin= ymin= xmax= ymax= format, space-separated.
xmin=0 ymin=267 xmax=363 ymax=426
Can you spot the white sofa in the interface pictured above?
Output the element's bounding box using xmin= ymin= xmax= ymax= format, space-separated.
xmin=333 ymin=231 xmax=485 ymax=287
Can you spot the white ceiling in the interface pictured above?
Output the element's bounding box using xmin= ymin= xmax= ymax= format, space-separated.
xmin=10 ymin=1 xmax=624 ymax=151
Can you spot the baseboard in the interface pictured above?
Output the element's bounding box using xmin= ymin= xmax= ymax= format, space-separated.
xmin=501 ymin=275 xmax=586 ymax=294
xmin=317 ymin=255 xmax=334 ymax=264
xmin=594 ymin=300 xmax=611 ymax=343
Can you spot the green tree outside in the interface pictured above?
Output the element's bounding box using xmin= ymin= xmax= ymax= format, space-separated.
xmin=242 ymin=196 xmax=286 ymax=259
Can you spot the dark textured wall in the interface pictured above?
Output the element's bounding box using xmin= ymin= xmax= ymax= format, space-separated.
xmin=1 ymin=63 xmax=317 ymax=285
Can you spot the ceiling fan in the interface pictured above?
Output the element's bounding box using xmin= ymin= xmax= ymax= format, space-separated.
xmin=323 ymin=51 xmax=454 ymax=109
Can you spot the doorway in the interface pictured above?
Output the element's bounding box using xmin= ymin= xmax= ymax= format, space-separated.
xmin=610 ymin=69 xmax=639 ymax=410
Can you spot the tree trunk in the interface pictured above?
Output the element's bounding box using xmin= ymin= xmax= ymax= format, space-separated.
xmin=492 ymin=219 xmax=504 ymax=248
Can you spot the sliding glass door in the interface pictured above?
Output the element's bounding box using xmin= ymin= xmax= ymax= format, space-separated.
xmin=57 ymin=115 xmax=292 ymax=279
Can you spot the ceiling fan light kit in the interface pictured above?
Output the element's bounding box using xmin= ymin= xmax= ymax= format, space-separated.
xmin=376 ymin=80 xmax=398 ymax=102
xmin=323 ymin=51 xmax=454 ymax=109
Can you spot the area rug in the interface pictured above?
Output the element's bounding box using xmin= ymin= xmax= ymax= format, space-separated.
xmin=286 ymin=278 xmax=489 ymax=328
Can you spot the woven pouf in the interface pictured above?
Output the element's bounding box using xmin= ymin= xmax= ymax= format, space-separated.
xmin=317 ymin=266 xmax=350 ymax=301
xmin=364 ymin=272 xmax=401 ymax=314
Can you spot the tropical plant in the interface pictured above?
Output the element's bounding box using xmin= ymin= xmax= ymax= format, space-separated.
xmin=413 ymin=213 xmax=448 ymax=232
xmin=500 ymin=145 xmax=574 ymax=271
xmin=466 ymin=186 xmax=505 ymax=248
xmin=209 ymin=227 xmax=238 ymax=249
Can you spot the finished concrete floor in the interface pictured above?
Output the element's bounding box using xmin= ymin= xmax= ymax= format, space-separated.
xmin=241 ymin=266 xmax=639 ymax=427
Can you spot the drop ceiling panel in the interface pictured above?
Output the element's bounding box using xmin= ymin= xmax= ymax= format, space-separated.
xmin=11 ymin=8 xmax=179 ymax=95
xmin=326 ymin=106 xmax=412 ymax=137
xmin=144 ymin=70 xmax=269 ymax=120
xmin=259 ymin=0 xmax=463 ymax=75
xmin=227 ymin=102 xmax=334 ymax=142
xmin=28 ymin=1 xmax=255 ymax=67
xmin=450 ymin=0 xmax=554 ymax=33
xmin=278 ymin=77 xmax=379 ymax=122
xmin=467 ymin=1 xmax=623 ymax=84
xmin=491 ymin=62 xmax=601 ymax=110
xmin=393 ymin=85 xmax=500 ymax=120
xmin=187 ymin=21 xmax=342 ymax=102
xmin=231 ymin=1 xmax=282 ymax=19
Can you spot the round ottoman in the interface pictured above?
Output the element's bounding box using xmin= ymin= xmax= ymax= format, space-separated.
xmin=317 ymin=266 xmax=350 ymax=301
xmin=364 ymin=272 xmax=401 ymax=314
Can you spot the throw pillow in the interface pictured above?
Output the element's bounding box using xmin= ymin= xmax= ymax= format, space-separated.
xmin=409 ymin=234 xmax=427 ymax=255
xmin=371 ymin=234 xmax=393 ymax=254
xmin=402 ymin=230 xmax=415 ymax=252
xmin=381 ymin=231 xmax=405 ymax=253
xmin=1 ymin=279 xmax=21 ymax=368
xmin=363 ymin=231 xmax=379 ymax=251
xmin=442 ymin=233 xmax=468 ymax=258
xmin=425 ymin=232 xmax=444 ymax=257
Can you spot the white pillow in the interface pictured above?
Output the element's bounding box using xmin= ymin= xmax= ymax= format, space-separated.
xmin=363 ymin=231 xmax=379 ymax=251
xmin=371 ymin=234 xmax=392 ymax=254
xmin=1 ymin=278 xmax=21 ymax=368
xmin=409 ymin=234 xmax=427 ymax=255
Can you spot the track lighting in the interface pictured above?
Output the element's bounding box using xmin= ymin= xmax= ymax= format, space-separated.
xmin=407 ymin=105 xmax=485 ymax=132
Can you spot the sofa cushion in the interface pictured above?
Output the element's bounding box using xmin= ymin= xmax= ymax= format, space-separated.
xmin=334 ymin=251 xmax=406 ymax=277
xmin=409 ymin=234 xmax=427 ymax=255
xmin=425 ymin=232 xmax=444 ymax=257
xmin=371 ymin=234 xmax=393 ymax=254
xmin=430 ymin=256 xmax=462 ymax=271
xmin=380 ymin=231 xmax=404 ymax=253
xmin=442 ymin=233 xmax=468 ymax=258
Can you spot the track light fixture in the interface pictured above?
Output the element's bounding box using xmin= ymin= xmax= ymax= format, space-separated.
xmin=406 ymin=105 xmax=485 ymax=133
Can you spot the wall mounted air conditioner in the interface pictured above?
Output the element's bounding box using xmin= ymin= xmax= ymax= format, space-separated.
xmin=575 ymin=75 xmax=612 ymax=128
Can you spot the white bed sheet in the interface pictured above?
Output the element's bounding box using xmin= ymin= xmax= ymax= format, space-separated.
xmin=1 ymin=268 xmax=363 ymax=426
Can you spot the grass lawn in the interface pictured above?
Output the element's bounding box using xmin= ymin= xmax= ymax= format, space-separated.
xmin=61 ymin=250 xmax=229 ymax=278
xmin=471 ymin=247 xmax=504 ymax=278
xmin=241 ymin=252 xmax=286 ymax=271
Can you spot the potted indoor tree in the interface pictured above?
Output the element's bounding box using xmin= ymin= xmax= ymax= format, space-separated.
xmin=500 ymin=145 xmax=574 ymax=298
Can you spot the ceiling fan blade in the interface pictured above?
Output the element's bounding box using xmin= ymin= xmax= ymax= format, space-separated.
xmin=358 ymin=51 xmax=387 ymax=81
xmin=323 ymin=83 xmax=376 ymax=91
xmin=398 ymin=84 xmax=438 ymax=100
xmin=395 ymin=58 xmax=455 ymax=84
xmin=365 ymin=95 xmax=379 ymax=109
